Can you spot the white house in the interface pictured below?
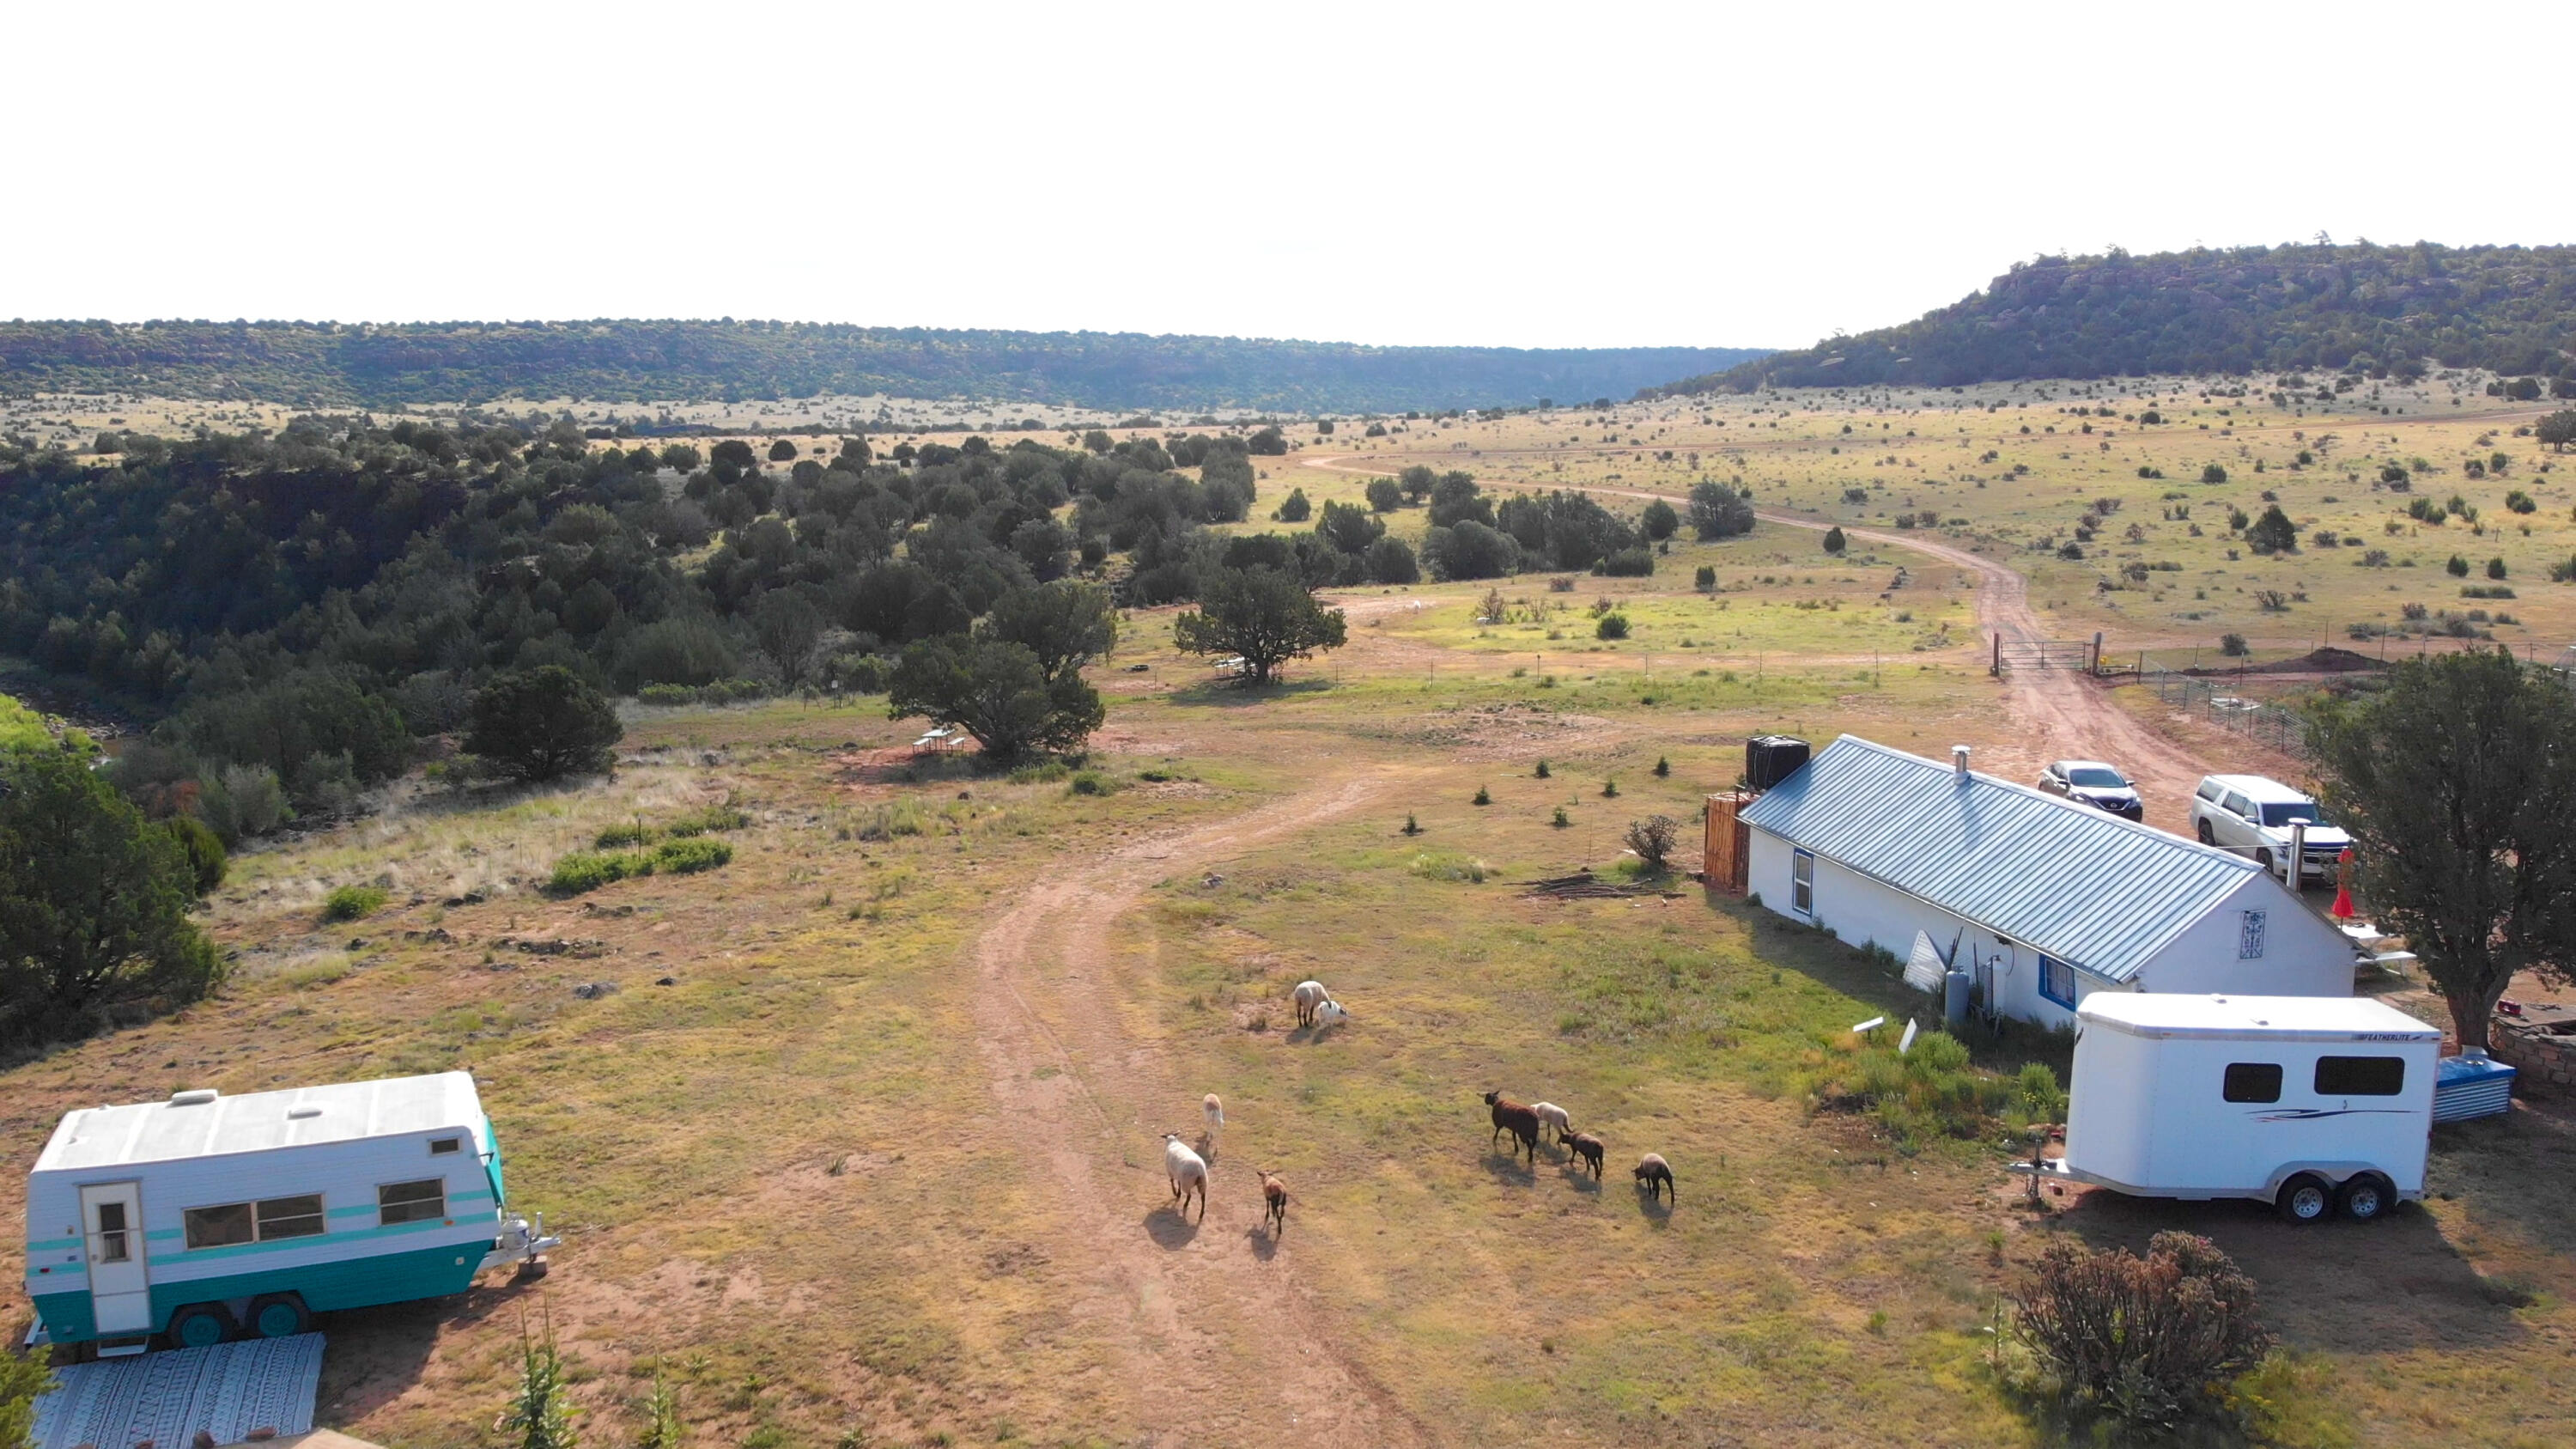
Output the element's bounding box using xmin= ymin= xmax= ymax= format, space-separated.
xmin=1737 ymin=735 xmax=2354 ymax=1027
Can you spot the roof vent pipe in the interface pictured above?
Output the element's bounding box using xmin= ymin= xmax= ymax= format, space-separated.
xmin=1952 ymin=745 xmax=1971 ymax=780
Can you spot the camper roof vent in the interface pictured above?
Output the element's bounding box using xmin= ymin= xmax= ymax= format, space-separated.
xmin=287 ymin=1105 xmax=324 ymax=1119
xmin=169 ymin=1088 xmax=219 ymax=1107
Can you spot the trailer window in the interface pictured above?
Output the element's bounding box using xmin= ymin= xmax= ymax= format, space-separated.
xmin=94 ymin=1202 xmax=131 ymax=1263
xmin=255 ymin=1195 xmax=325 ymax=1240
xmin=429 ymin=1136 xmax=462 ymax=1155
xmin=1790 ymin=849 xmax=1814 ymax=915
xmin=2222 ymin=1062 xmax=2283 ymax=1103
xmin=2314 ymin=1056 xmax=2406 ymax=1096
xmin=184 ymin=1193 xmax=323 ymax=1249
xmin=379 ymin=1178 xmax=448 ymax=1226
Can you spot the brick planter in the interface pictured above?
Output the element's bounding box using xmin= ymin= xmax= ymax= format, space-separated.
xmin=2488 ymin=1017 xmax=2576 ymax=1093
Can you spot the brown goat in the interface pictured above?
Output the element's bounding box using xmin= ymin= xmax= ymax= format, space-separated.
xmin=1258 ymin=1169 xmax=1290 ymax=1237
xmin=1483 ymin=1090 xmax=1540 ymax=1164
xmin=1633 ymin=1152 xmax=1674 ymax=1203
xmin=1565 ymin=1131 xmax=1605 ymax=1180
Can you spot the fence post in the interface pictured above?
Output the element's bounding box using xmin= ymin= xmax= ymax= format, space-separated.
xmin=2091 ymin=631 xmax=2104 ymax=674
xmin=1991 ymin=632 xmax=2001 ymax=677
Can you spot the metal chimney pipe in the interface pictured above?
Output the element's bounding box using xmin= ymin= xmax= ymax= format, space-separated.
xmin=2286 ymin=819 xmax=2306 ymax=888
xmin=1952 ymin=745 xmax=1971 ymax=780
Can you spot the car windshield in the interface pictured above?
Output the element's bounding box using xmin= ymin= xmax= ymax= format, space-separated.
xmin=2067 ymin=767 xmax=2128 ymax=788
xmin=2260 ymin=801 xmax=2324 ymax=827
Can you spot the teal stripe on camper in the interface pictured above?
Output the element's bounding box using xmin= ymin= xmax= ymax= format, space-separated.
xmin=24 ymin=1235 xmax=78 ymax=1252
xmin=29 ymin=1240 xmax=483 ymax=1344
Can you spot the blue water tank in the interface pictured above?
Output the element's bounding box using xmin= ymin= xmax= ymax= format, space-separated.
xmin=2433 ymin=1052 xmax=2515 ymax=1123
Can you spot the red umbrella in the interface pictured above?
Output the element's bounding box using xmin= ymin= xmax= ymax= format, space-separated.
xmin=2330 ymin=846 xmax=2357 ymax=921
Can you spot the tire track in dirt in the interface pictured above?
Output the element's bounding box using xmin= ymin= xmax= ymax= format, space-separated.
xmin=1300 ymin=453 xmax=2206 ymax=805
xmin=973 ymin=770 xmax=1428 ymax=1449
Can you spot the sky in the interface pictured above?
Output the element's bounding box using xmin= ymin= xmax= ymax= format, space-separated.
xmin=9 ymin=1 xmax=2573 ymax=351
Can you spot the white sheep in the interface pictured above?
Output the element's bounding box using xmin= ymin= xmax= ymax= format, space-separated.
xmin=1313 ymin=999 xmax=1350 ymax=1030
xmin=1531 ymin=1102 xmax=1571 ymax=1145
xmin=1201 ymin=1093 xmax=1225 ymax=1154
xmin=1162 ymin=1133 xmax=1208 ymax=1221
xmin=1292 ymin=979 xmax=1331 ymax=1028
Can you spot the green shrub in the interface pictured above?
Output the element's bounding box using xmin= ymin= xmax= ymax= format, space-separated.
xmin=1473 ymin=785 xmax=1492 ymax=806
xmin=594 ymin=822 xmax=654 ymax=849
xmin=665 ymin=802 xmax=751 ymax=836
xmin=651 ymin=837 xmax=732 ymax=874
xmin=546 ymin=851 xmax=647 ymax=895
xmin=1006 ymin=760 xmax=1072 ymax=785
xmin=1408 ymin=851 xmax=1490 ymax=883
xmin=854 ymin=799 xmax=930 ymax=841
xmin=638 ymin=683 xmax=699 ymax=707
xmin=1804 ymin=1030 xmax=2022 ymax=1150
xmin=320 ymin=885 xmax=388 ymax=922
xmin=2008 ymin=1232 xmax=2272 ymax=1431
xmin=162 ymin=815 xmax=228 ymax=896
xmin=1595 ymin=612 xmax=1630 ymax=640
xmin=1066 ymin=770 xmax=1121 ymax=797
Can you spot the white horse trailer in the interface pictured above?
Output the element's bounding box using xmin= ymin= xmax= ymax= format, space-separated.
xmin=2040 ymin=993 xmax=2441 ymax=1223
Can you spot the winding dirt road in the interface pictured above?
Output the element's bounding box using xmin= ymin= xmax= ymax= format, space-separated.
xmin=1298 ymin=452 xmax=2211 ymax=806
xmin=973 ymin=770 xmax=1426 ymax=1448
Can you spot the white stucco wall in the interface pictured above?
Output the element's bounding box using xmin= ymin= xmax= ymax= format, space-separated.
xmin=2128 ymin=873 xmax=2352 ymax=999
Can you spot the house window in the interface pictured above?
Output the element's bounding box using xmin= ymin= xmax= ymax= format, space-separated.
xmin=429 ymin=1136 xmax=462 ymax=1156
xmin=2038 ymin=955 xmax=2076 ymax=1008
xmin=185 ymin=1194 xmax=325 ymax=1250
xmin=379 ymin=1179 xmax=448 ymax=1227
xmin=2222 ymin=1062 xmax=2283 ymax=1103
xmin=2315 ymin=1056 xmax=2405 ymax=1097
xmin=1790 ymin=849 xmax=1814 ymax=915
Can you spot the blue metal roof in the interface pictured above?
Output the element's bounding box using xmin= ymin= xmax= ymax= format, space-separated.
xmin=1738 ymin=735 xmax=2263 ymax=983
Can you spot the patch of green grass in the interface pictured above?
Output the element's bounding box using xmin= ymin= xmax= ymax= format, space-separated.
xmin=320 ymin=885 xmax=388 ymax=922
xmin=665 ymin=802 xmax=752 ymax=837
xmin=652 ymin=837 xmax=732 ymax=874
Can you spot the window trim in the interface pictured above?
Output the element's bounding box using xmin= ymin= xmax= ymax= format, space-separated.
xmin=2037 ymin=954 xmax=2077 ymax=1008
xmin=377 ymin=1178 xmax=450 ymax=1227
xmin=2222 ymin=1062 xmax=2284 ymax=1103
xmin=1789 ymin=848 xmax=1815 ymax=916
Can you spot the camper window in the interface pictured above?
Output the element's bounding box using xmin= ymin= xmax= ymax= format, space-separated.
xmin=429 ymin=1136 xmax=462 ymax=1155
xmin=95 ymin=1202 xmax=131 ymax=1263
xmin=2222 ymin=1062 xmax=2283 ymax=1103
xmin=379 ymin=1178 xmax=448 ymax=1226
xmin=2314 ymin=1056 xmax=2405 ymax=1096
xmin=255 ymin=1195 xmax=325 ymax=1240
xmin=185 ymin=1194 xmax=326 ymax=1250
xmin=1791 ymin=849 xmax=1814 ymax=915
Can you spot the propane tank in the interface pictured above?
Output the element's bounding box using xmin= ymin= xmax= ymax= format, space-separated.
xmin=1944 ymin=966 xmax=1972 ymax=1028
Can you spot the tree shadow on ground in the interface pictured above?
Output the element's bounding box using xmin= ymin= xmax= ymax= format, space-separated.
xmin=1166 ymin=678 xmax=1336 ymax=709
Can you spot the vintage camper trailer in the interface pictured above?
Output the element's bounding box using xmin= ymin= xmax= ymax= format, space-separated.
xmin=23 ymin=1072 xmax=556 ymax=1352
xmin=2043 ymin=993 xmax=2441 ymax=1223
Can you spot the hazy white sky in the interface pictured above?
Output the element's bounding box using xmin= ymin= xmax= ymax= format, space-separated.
xmin=9 ymin=1 xmax=2570 ymax=350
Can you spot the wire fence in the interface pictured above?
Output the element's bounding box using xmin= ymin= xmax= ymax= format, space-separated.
xmin=2137 ymin=665 xmax=2317 ymax=760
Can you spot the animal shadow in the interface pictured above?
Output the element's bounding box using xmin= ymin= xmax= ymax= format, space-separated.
xmin=1632 ymin=1184 xmax=1674 ymax=1224
xmin=1245 ymin=1224 xmax=1281 ymax=1262
xmin=1143 ymin=1204 xmax=1201 ymax=1248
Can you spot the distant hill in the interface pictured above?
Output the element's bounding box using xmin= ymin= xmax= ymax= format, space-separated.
xmin=1650 ymin=242 xmax=2576 ymax=395
xmin=0 ymin=320 xmax=1767 ymax=415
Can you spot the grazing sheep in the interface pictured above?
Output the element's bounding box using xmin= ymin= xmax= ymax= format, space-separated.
xmin=1482 ymin=1090 xmax=1540 ymax=1164
xmin=1633 ymin=1152 xmax=1674 ymax=1203
xmin=1292 ymin=979 xmax=1330 ymax=1028
xmin=1204 ymin=1092 xmax=1225 ymax=1138
xmin=1257 ymin=1168 xmax=1290 ymax=1237
xmin=1531 ymin=1102 xmax=1571 ymax=1145
xmin=1313 ymin=999 xmax=1350 ymax=1030
xmin=1163 ymin=1133 xmax=1208 ymax=1221
xmin=1565 ymin=1131 xmax=1605 ymax=1179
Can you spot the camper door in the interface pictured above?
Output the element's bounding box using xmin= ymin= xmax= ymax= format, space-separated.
xmin=78 ymin=1181 xmax=151 ymax=1334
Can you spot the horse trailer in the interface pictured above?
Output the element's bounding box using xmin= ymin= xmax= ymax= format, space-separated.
xmin=2039 ymin=993 xmax=2441 ymax=1223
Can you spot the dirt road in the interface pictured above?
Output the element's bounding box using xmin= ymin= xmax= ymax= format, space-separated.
xmin=1300 ymin=453 xmax=2213 ymax=809
xmin=972 ymin=770 xmax=1425 ymax=1449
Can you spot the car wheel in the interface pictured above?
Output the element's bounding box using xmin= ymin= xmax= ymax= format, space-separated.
xmin=2339 ymin=1174 xmax=2392 ymax=1222
xmin=2276 ymin=1172 xmax=2331 ymax=1224
xmin=2254 ymin=848 xmax=2275 ymax=873
xmin=2195 ymin=818 xmax=2214 ymax=843
xmin=169 ymin=1302 xmax=234 ymax=1349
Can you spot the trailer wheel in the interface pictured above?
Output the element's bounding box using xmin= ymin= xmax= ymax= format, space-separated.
xmin=2275 ymin=1172 xmax=2331 ymax=1224
xmin=246 ymin=1294 xmax=310 ymax=1339
xmin=2338 ymin=1174 xmax=2392 ymax=1223
xmin=168 ymin=1303 xmax=234 ymax=1349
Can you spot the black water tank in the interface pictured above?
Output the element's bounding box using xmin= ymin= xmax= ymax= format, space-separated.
xmin=1745 ymin=735 xmax=1812 ymax=789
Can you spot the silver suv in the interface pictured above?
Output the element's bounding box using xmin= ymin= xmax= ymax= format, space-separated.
xmin=2190 ymin=774 xmax=2348 ymax=886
